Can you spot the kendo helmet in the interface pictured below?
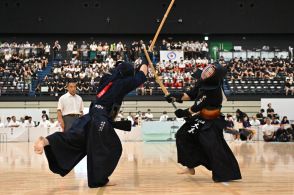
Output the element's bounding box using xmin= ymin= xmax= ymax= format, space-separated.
xmin=114 ymin=61 xmax=135 ymax=78
xmin=200 ymin=63 xmax=226 ymax=90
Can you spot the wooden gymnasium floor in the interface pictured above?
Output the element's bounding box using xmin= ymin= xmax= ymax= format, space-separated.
xmin=0 ymin=141 xmax=294 ymax=195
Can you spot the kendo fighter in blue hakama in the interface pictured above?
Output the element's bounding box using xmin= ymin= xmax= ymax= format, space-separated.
xmin=34 ymin=57 xmax=150 ymax=188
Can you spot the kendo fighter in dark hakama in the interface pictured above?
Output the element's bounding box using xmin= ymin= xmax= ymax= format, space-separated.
xmin=165 ymin=63 xmax=242 ymax=182
xmin=34 ymin=59 xmax=149 ymax=188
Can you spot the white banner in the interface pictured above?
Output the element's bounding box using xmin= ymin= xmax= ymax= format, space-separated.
xmin=219 ymin=51 xmax=233 ymax=61
xmin=160 ymin=50 xmax=184 ymax=62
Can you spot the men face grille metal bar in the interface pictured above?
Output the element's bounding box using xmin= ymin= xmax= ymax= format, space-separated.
xmin=201 ymin=65 xmax=216 ymax=80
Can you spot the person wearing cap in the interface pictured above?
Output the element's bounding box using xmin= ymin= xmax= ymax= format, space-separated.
xmin=34 ymin=53 xmax=150 ymax=188
xmin=165 ymin=63 xmax=241 ymax=182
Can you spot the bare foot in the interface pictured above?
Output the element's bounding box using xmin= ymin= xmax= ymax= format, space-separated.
xmin=34 ymin=136 xmax=48 ymax=155
xmin=177 ymin=168 xmax=195 ymax=175
xmin=105 ymin=181 xmax=117 ymax=186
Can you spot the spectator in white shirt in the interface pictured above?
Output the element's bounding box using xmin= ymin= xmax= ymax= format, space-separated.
xmin=201 ymin=41 xmax=209 ymax=52
xmin=24 ymin=41 xmax=31 ymax=57
xmin=116 ymin=42 xmax=124 ymax=52
xmin=44 ymin=43 xmax=50 ymax=56
xmin=8 ymin=116 xmax=20 ymax=127
xmin=19 ymin=117 xmax=25 ymax=127
xmin=4 ymin=51 xmax=12 ymax=61
xmin=49 ymin=118 xmax=59 ymax=128
xmin=105 ymin=55 xmax=114 ymax=68
xmin=132 ymin=57 xmax=140 ymax=66
xmin=24 ymin=116 xmax=35 ymax=127
xmin=67 ymin=41 xmax=74 ymax=59
xmin=145 ymin=109 xmax=153 ymax=121
xmin=135 ymin=111 xmax=142 ymax=118
xmin=4 ymin=117 xmax=11 ymax=127
xmin=38 ymin=116 xmax=50 ymax=128
xmin=179 ymin=60 xmax=186 ymax=70
xmin=116 ymin=111 xmax=124 ymax=121
xmin=262 ymin=118 xmax=276 ymax=142
xmin=90 ymin=42 xmax=97 ymax=51
xmin=159 ymin=111 xmax=169 ymax=122
xmin=127 ymin=112 xmax=134 ymax=126
xmin=250 ymin=115 xmax=261 ymax=127
xmin=81 ymin=42 xmax=89 ymax=60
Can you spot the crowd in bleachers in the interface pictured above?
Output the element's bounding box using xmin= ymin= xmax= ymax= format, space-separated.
xmin=61 ymin=39 xmax=209 ymax=62
xmin=136 ymin=57 xmax=209 ymax=95
xmin=2 ymin=39 xmax=294 ymax=97
xmin=0 ymin=39 xmax=210 ymax=97
xmin=0 ymin=41 xmax=51 ymax=59
xmin=34 ymin=39 xmax=210 ymax=96
xmin=44 ymin=39 xmax=292 ymax=97
xmin=225 ymin=56 xmax=294 ymax=95
xmin=0 ymin=41 xmax=49 ymax=95
xmin=35 ymin=57 xmax=115 ymax=95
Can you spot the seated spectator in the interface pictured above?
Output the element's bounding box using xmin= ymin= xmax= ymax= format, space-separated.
xmin=38 ymin=116 xmax=50 ymax=128
xmin=256 ymin=109 xmax=265 ymax=119
xmin=127 ymin=112 xmax=134 ymax=126
xmin=24 ymin=116 xmax=35 ymax=127
xmin=262 ymin=118 xmax=276 ymax=142
xmin=135 ymin=111 xmax=142 ymax=119
xmin=159 ymin=111 xmax=169 ymax=122
xmin=145 ymin=109 xmax=153 ymax=121
xmin=285 ymin=79 xmax=293 ymax=95
xmin=275 ymin=124 xmax=291 ymax=142
xmin=141 ymin=112 xmax=147 ymax=121
xmin=224 ymin=115 xmax=240 ymax=141
xmin=250 ymin=115 xmax=261 ymax=127
xmin=281 ymin=116 xmax=290 ymax=124
xmin=271 ymin=116 xmax=280 ymax=125
xmin=4 ymin=117 xmax=11 ymax=127
xmin=143 ymin=80 xmax=153 ymax=95
xmin=8 ymin=116 xmax=20 ymax=127
xmin=49 ymin=118 xmax=59 ymax=128
xmin=133 ymin=117 xmax=139 ymax=127
xmin=239 ymin=116 xmax=255 ymax=142
xmin=256 ymin=109 xmax=266 ymax=125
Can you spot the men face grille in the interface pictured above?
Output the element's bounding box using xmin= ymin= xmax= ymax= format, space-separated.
xmin=201 ymin=65 xmax=216 ymax=80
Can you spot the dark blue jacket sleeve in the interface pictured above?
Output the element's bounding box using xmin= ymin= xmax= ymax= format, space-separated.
xmin=120 ymin=71 xmax=147 ymax=93
xmin=185 ymin=82 xmax=200 ymax=100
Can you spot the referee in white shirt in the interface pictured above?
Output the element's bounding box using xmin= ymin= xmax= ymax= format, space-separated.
xmin=57 ymin=79 xmax=84 ymax=132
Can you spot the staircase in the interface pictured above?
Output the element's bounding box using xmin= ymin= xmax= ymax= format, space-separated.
xmin=29 ymin=61 xmax=53 ymax=96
